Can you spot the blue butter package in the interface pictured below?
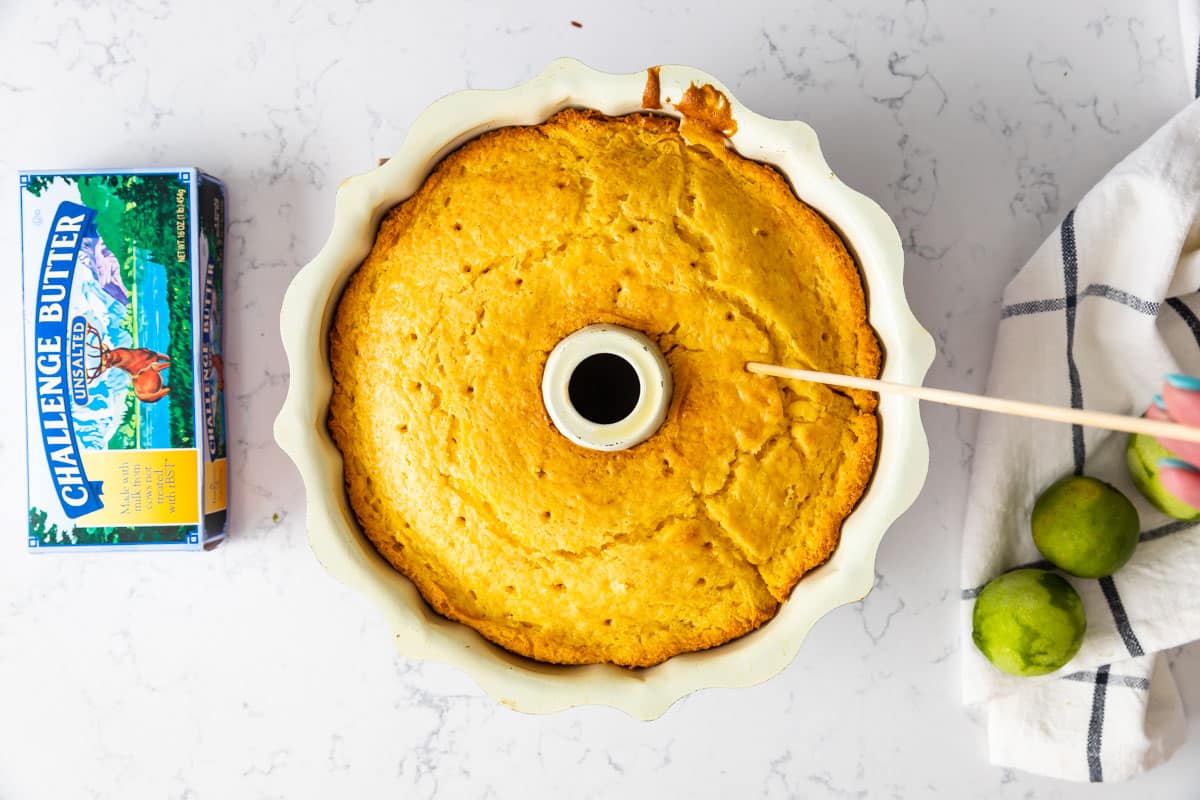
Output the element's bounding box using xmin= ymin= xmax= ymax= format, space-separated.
xmin=19 ymin=169 xmax=228 ymax=550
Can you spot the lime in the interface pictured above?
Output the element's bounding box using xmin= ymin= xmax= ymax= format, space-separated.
xmin=972 ymin=568 xmax=1086 ymax=677
xmin=1126 ymin=433 xmax=1200 ymax=521
xmin=1031 ymin=475 xmax=1140 ymax=578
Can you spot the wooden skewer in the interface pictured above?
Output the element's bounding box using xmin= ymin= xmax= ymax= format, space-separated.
xmin=746 ymin=362 xmax=1200 ymax=445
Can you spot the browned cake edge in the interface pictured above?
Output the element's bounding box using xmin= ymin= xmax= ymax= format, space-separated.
xmin=353 ymin=519 xmax=781 ymax=668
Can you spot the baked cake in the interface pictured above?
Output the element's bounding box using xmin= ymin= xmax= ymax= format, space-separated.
xmin=329 ymin=109 xmax=880 ymax=667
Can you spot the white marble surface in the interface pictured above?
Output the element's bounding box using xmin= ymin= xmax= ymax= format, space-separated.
xmin=1 ymin=1 xmax=1198 ymax=797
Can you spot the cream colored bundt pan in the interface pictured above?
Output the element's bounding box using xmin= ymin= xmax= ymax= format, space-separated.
xmin=274 ymin=58 xmax=934 ymax=719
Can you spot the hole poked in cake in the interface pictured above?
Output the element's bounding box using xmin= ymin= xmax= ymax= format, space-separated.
xmin=567 ymin=352 xmax=641 ymax=425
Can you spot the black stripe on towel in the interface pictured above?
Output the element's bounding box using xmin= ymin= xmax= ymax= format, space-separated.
xmin=1167 ymin=297 xmax=1200 ymax=349
xmin=1099 ymin=575 xmax=1144 ymax=657
xmin=1064 ymin=670 xmax=1150 ymax=691
xmin=1061 ymin=210 xmax=1085 ymax=474
xmin=1140 ymin=519 xmax=1200 ymax=542
xmin=1001 ymin=284 xmax=1159 ymax=319
xmin=1195 ymin=33 xmax=1200 ymax=98
xmin=1086 ymin=664 xmax=1110 ymax=782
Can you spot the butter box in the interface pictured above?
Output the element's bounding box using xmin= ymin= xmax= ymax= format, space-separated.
xmin=19 ymin=169 xmax=228 ymax=550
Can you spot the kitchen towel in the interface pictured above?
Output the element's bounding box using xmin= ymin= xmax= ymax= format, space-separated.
xmin=961 ymin=15 xmax=1200 ymax=782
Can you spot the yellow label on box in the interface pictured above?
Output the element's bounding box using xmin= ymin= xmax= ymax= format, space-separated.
xmin=205 ymin=457 xmax=227 ymax=513
xmin=79 ymin=449 xmax=199 ymax=526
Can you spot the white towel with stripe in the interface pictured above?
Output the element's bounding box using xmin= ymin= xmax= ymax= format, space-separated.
xmin=961 ymin=13 xmax=1200 ymax=782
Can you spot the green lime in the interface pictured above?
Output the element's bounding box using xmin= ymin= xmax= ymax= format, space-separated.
xmin=972 ymin=568 xmax=1086 ymax=677
xmin=1031 ymin=475 xmax=1140 ymax=578
xmin=1126 ymin=433 xmax=1200 ymax=521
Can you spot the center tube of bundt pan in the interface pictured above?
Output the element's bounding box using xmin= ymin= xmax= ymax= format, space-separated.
xmin=541 ymin=324 xmax=673 ymax=451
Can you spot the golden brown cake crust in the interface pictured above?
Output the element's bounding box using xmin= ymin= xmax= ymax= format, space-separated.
xmin=329 ymin=110 xmax=881 ymax=667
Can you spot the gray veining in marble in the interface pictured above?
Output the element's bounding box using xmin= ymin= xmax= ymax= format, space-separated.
xmin=1 ymin=0 xmax=1198 ymax=797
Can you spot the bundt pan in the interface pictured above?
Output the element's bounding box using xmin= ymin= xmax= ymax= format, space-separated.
xmin=274 ymin=58 xmax=934 ymax=719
